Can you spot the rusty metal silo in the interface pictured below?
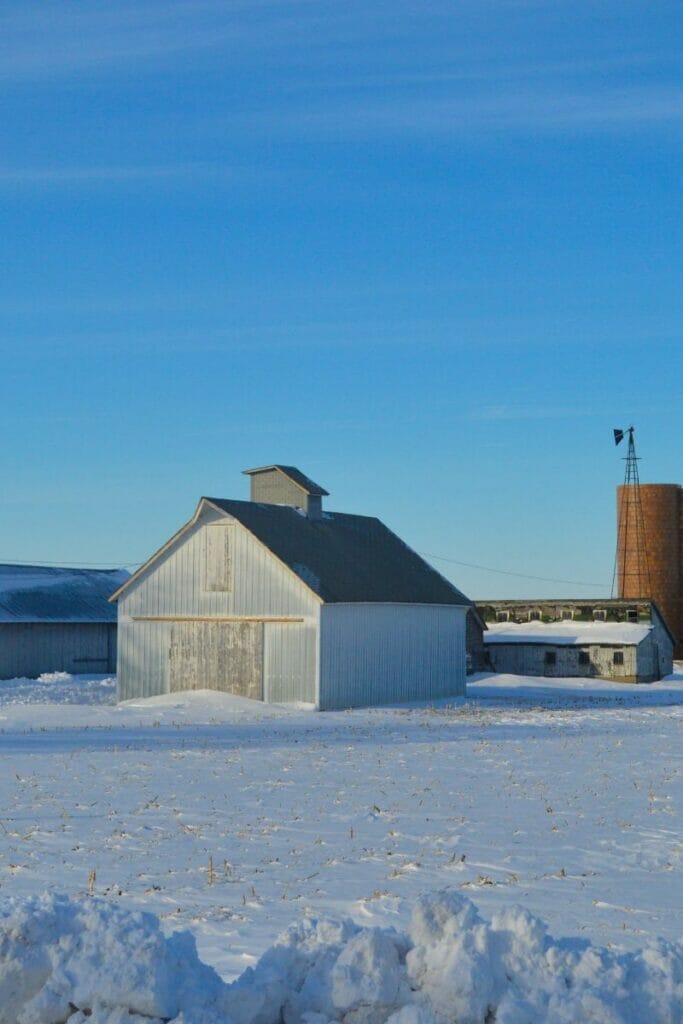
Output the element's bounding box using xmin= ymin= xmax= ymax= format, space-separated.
xmin=617 ymin=483 xmax=682 ymax=657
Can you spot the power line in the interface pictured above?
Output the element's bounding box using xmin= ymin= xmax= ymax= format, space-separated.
xmin=420 ymin=552 xmax=608 ymax=590
xmin=0 ymin=558 xmax=143 ymax=569
xmin=2 ymin=552 xmax=606 ymax=590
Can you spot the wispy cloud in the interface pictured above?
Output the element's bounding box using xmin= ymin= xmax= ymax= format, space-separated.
xmin=0 ymin=0 xmax=321 ymax=81
xmin=237 ymin=84 xmax=683 ymax=137
xmin=0 ymin=161 xmax=283 ymax=188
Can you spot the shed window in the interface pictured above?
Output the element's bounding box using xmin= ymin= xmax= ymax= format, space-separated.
xmin=593 ymin=609 xmax=607 ymax=622
xmin=613 ymin=650 xmax=624 ymax=666
xmin=626 ymin=608 xmax=639 ymax=623
xmin=203 ymin=526 xmax=233 ymax=592
xmin=544 ymin=651 xmax=557 ymax=666
xmin=578 ymin=650 xmax=590 ymax=666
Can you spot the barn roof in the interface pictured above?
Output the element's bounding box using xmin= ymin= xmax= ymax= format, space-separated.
xmin=242 ymin=465 xmax=329 ymax=496
xmin=484 ymin=620 xmax=652 ymax=646
xmin=0 ymin=564 xmax=129 ymax=624
xmin=204 ymin=498 xmax=469 ymax=605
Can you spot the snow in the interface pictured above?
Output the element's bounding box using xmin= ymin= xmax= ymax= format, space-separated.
xmin=0 ymin=669 xmax=682 ymax=1018
xmin=484 ymin=619 xmax=652 ymax=645
xmin=1 ymin=890 xmax=681 ymax=1024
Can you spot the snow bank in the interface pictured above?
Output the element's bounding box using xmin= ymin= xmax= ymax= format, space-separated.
xmin=0 ymin=673 xmax=115 ymax=706
xmin=233 ymin=890 xmax=683 ymax=1024
xmin=1 ymin=891 xmax=681 ymax=1024
xmin=0 ymin=893 xmax=232 ymax=1024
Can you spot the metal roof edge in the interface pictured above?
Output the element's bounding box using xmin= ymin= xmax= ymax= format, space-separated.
xmin=109 ymin=500 xmax=209 ymax=603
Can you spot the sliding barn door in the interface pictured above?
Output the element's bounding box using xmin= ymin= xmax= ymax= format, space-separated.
xmin=169 ymin=621 xmax=263 ymax=700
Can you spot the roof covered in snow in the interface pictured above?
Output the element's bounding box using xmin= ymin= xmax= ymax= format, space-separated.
xmin=484 ymin=620 xmax=653 ymax=647
xmin=203 ymin=498 xmax=469 ymax=605
xmin=0 ymin=564 xmax=129 ymax=624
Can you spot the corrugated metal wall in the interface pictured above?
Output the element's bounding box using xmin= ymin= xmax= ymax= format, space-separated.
xmin=264 ymin=621 xmax=317 ymax=703
xmin=0 ymin=622 xmax=116 ymax=679
xmin=117 ymin=504 xmax=319 ymax=702
xmin=319 ymin=603 xmax=466 ymax=710
xmin=637 ymin=613 xmax=674 ymax=681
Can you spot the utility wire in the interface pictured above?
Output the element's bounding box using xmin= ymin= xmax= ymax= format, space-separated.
xmin=420 ymin=552 xmax=608 ymax=590
xmin=0 ymin=558 xmax=143 ymax=569
xmin=3 ymin=552 xmax=606 ymax=590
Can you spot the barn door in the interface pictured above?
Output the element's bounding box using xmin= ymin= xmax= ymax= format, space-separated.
xmin=169 ymin=621 xmax=263 ymax=699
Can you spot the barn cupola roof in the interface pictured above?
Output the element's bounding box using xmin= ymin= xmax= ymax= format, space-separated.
xmin=242 ymin=465 xmax=328 ymax=519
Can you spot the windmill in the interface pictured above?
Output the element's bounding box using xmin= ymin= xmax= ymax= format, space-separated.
xmin=611 ymin=426 xmax=651 ymax=600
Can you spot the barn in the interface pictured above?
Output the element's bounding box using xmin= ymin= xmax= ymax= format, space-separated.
xmin=111 ymin=465 xmax=470 ymax=709
xmin=0 ymin=564 xmax=128 ymax=680
xmin=477 ymin=599 xmax=674 ymax=683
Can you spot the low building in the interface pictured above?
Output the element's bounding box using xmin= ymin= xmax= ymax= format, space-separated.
xmin=465 ymin=606 xmax=488 ymax=673
xmin=111 ymin=465 xmax=471 ymax=709
xmin=476 ymin=599 xmax=674 ymax=683
xmin=0 ymin=564 xmax=128 ymax=679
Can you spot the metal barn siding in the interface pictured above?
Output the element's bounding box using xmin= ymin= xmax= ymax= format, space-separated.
xmin=263 ymin=621 xmax=317 ymax=703
xmin=116 ymin=620 xmax=172 ymax=701
xmin=117 ymin=505 xmax=319 ymax=701
xmin=636 ymin=615 xmax=674 ymax=681
xmin=319 ymin=603 xmax=466 ymax=710
xmin=0 ymin=622 xmax=116 ymax=679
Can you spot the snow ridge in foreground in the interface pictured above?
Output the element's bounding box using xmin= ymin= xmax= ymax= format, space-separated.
xmin=0 ymin=891 xmax=681 ymax=1024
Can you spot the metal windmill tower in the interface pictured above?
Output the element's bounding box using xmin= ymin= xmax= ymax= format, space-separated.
xmin=611 ymin=426 xmax=652 ymax=599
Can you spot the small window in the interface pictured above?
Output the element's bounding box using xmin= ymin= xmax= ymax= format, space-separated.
xmin=626 ymin=608 xmax=639 ymax=623
xmin=593 ymin=608 xmax=607 ymax=622
xmin=203 ymin=525 xmax=233 ymax=592
xmin=496 ymin=610 xmax=510 ymax=623
xmin=613 ymin=650 xmax=624 ymax=666
xmin=528 ymin=610 xmax=541 ymax=622
xmin=578 ymin=650 xmax=590 ymax=666
xmin=544 ymin=651 xmax=557 ymax=666
xmin=561 ymin=608 xmax=574 ymax=621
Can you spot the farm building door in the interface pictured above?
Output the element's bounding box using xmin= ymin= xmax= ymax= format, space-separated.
xmin=169 ymin=621 xmax=263 ymax=700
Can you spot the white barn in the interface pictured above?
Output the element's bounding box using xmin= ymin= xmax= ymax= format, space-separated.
xmin=111 ymin=466 xmax=469 ymax=709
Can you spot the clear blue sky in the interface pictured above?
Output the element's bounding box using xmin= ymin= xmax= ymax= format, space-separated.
xmin=1 ymin=1 xmax=681 ymax=599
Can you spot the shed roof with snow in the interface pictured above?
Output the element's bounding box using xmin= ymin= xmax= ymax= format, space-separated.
xmin=484 ymin=620 xmax=652 ymax=646
xmin=0 ymin=565 xmax=129 ymax=624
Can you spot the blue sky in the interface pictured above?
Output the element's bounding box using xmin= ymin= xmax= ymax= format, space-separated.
xmin=1 ymin=1 xmax=681 ymax=599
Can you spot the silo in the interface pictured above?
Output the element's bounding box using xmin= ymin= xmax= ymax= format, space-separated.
xmin=617 ymin=483 xmax=682 ymax=657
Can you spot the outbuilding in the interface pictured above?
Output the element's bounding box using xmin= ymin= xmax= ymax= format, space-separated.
xmin=0 ymin=564 xmax=128 ymax=679
xmin=111 ymin=466 xmax=470 ymax=709
xmin=477 ymin=599 xmax=674 ymax=683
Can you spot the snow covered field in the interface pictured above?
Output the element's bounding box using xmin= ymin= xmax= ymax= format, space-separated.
xmin=0 ymin=669 xmax=681 ymax=1016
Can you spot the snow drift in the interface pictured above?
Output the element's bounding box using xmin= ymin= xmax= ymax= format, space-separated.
xmin=0 ymin=890 xmax=681 ymax=1024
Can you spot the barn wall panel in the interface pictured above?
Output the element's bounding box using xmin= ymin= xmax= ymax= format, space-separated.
xmin=169 ymin=620 xmax=263 ymax=698
xmin=0 ymin=623 xmax=115 ymax=680
xmin=264 ymin=620 xmax=317 ymax=704
xmin=122 ymin=506 xmax=318 ymax=619
xmin=116 ymin=621 xmax=172 ymax=700
xmin=319 ymin=604 xmax=466 ymax=710
xmin=117 ymin=504 xmax=318 ymax=701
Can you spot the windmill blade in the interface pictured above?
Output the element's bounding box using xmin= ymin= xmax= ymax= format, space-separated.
xmin=613 ymin=428 xmax=625 ymax=446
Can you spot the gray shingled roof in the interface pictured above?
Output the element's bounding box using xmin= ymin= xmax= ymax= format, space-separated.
xmin=204 ymin=499 xmax=469 ymax=605
xmin=242 ymin=465 xmax=329 ymax=496
xmin=0 ymin=565 xmax=129 ymax=624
